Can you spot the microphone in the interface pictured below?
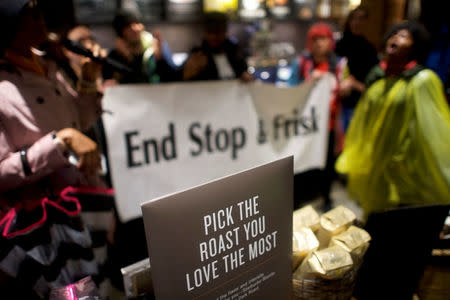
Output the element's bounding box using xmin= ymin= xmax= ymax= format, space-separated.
xmin=63 ymin=39 xmax=133 ymax=74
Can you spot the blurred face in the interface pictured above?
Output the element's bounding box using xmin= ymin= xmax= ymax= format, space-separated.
xmin=311 ymin=35 xmax=332 ymax=58
xmin=14 ymin=1 xmax=48 ymax=50
xmin=68 ymin=26 xmax=94 ymax=48
xmin=385 ymin=29 xmax=413 ymax=61
xmin=122 ymin=22 xmax=144 ymax=46
xmin=65 ymin=26 xmax=95 ymax=67
xmin=349 ymin=10 xmax=367 ymax=36
xmin=204 ymin=29 xmax=226 ymax=51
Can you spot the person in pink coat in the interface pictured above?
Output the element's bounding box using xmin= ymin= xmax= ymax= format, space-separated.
xmin=0 ymin=0 xmax=107 ymax=298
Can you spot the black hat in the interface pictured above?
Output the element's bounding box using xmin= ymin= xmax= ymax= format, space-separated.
xmin=203 ymin=12 xmax=228 ymax=33
xmin=0 ymin=0 xmax=32 ymax=19
xmin=383 ymin=21 xmax=431 ymax=64
xmin=112 ymin=9 xmax=141 ymax=37
xmin=0 ymin=0 xmax=33 ymax=52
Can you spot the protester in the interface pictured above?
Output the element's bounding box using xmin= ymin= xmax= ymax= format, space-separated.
xmin=425 ymin=24 xmax=450 ymax=100
xmin=103 ymin=9 xmax=177 ymax=289
xmin=61 ymin=26 xmax=103 ymax=86
xmin=182 ymin=12 xmax=253 ymax=82
xmin=0 ymin=0 xmax=106 ymax=298
xmin=421 ymin=0 xmax=450 ymax=100
xmin=289 ymin=22 xmax=345 ymax=211
xmin=103 ymin=9 xmax=177 ymax=84
xmin=57 ymin=24 xmax=141 ymax=295
xmin=61 ymin=24 xmax=118 ymax=289
xmin=335 ymin=6 xmax=379 ymax=132
xmin=336 ymin=21 xmax=450 ymax=217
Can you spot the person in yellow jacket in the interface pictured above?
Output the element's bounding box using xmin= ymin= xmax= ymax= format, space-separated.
xmin=336 ymin=21 xmax=450 ymax=217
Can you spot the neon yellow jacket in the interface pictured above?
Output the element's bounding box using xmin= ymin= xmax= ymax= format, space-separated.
xmin=336 ymin=64 xmax=450 ymax=216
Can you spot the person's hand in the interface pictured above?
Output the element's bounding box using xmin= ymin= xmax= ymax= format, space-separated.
xmin=79 ymin=43 xmax=106 ymax=83
xmin=239 ymin=71 xmax=254 ymax=83
xmin=339 ymin=78 xmax=354 ymax=97
xmin=182 ymin=51 xmax=208 ymax=80
xmin=352 ymin=78 xmax=366 ymax=93
xmin=56 ymin=128 xmax=101 ymax=175
xmin=99 ymin=79 xmax=119 ymax=94
xmin=311 ymin=70 xmax=326 ymax=81
xmin=339 ymin=76 xmax=366 ymax=97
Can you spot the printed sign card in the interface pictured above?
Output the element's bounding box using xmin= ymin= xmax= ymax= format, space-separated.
xmin=141 ymin=157 xmax=293 ymax=299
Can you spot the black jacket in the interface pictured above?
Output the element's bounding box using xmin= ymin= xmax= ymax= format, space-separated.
xmin=185 ymin=38 xmax=248 ymax=81
xmin=336 ymin=32 xmax=379 ymax=107
xmin=103 ymin=49 xmax=180 ymax=84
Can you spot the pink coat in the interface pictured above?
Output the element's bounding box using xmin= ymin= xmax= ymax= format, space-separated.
xmin=0 ymin=60 xmax=103 ymax=208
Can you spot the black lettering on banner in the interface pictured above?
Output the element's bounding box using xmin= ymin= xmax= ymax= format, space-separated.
xmin=162 ymin=123 xmax=177 ymax=160
xmin=205 ymin=124 xmax=214 ymax=153
xmin=257 ymin=119 xmax=267 ymax=144
xmin=232 ymin=128 xmax=246 ymax=160
xmin=300 ymin=107 xmax=319 ymax=134
xmin=284 ymin=118 xmax=293 ymax=138
xmin=311 ymin=107 xmax=318 ymax=131
xmin=273 ymin=115 xmax=284 ymax=140
xmin=215 ymin=129 xmax=229 ymax=152
xmin=144 ymin=139 xmax=159 ymax=163
xmin=293 ymin=109 xmax=300 ymax=135
xmin=189 ymin=122 xmax=202 ymax=156
xmin=125 ymin=131 xmax=142 ymax=168
xmin=271 ymin=107 xmax=319 ymax=140
xmin=125 ymin=124 xmax=178 ymax=168
xmin=189 ymin=123 xmax=247 ymax=159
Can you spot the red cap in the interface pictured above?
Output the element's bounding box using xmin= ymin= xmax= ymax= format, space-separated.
xmin=306 ymin=22 xmax=335 ymax=52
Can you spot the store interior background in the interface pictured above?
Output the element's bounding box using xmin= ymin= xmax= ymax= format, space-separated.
xmin=50 ymin=0 xmax=445 ymax=80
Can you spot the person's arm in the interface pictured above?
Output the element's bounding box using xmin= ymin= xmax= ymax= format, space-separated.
xmin=0 ymin=116 xmax=101 ymax=194
xmin=0 ymin=127 xmax=68 ymax=193
xmin=225 ymin=39 xmax=250 ymax=81
xmin=74 ymin=45 xmax=104 ymax=131
xmin=75 ymin=89 xmax=102 ymax=131
xmin=412 ymin=70 xmax=450 ymax=169
xmin=141 ymin=30 xmax=179 ymax=82
xmin=155 ymin=57 xmax=182 ymax=82
xmin=239 ymin=71 xmax=254 ymax=82
xmin=182 ymin=50 xmax=208 ymax=81
xmin=339 ymin=65 xmax=366 ymax=97
xmin=340 ymin=62 xmax=351 ymax=95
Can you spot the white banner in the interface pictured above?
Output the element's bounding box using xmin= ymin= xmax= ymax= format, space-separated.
xmin=103 ymin=75 xmax=334 ymax=222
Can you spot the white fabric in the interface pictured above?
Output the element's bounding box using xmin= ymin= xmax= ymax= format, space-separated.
xmin=213 ymin=54 xmax=235 ymax=79
xmin=102 ymin=76 xmax=335 ymax=221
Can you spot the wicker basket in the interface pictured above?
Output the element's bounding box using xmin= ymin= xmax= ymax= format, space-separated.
xmin=292 ymin=264 xmax=360 ymax=300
